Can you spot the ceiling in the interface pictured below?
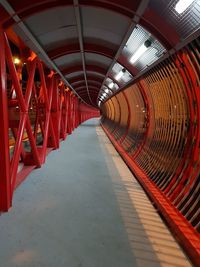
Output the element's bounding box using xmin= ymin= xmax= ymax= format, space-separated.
xmin=0 ymin=0 xmax=199 ymax=107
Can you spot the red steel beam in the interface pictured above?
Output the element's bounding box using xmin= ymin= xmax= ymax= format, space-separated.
xmin=0 ymin=27 xmax=11 ymax=211
xmin=0 ymin=30 xmax=90 ymax=211
xmin=102 ymin=124 xmax=200 ymax=267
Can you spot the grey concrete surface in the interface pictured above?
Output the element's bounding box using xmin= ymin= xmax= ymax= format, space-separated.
xmin=0 ymin=119 xmax=136 ymax=267
xmin=0 ymin=119 xmax=191 ymax=267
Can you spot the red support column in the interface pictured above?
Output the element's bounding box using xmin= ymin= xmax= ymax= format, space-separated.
xmin=119 ymin=92 xmax=131 ymax=144
xmin=67 ymin=93 xmax=72 ymax=134
xmin=51 ymin=78 xmax=60 ymax=147
xmin=132 ymin=81 xmax=150 ymax=159
xmin=0 ymin=27 xmax=11 ymax=211
xmin=71 ymin=95 xmax=75 ymax=131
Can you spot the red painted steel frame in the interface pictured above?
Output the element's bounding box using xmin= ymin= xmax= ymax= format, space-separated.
xmin=0 ymin=27 xmax=11 ymax=211
xmin=102 ymin=124 xmax=200 ymax=267
xmin=0 ymin=29 xmax=99 ymax=212
xmin=101 ymin=40 xmax=200 ymax=266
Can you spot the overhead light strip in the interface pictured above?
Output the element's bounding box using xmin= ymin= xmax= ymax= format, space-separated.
xmin=130 ymin=39 xmax=152 ymax=64
xmin=97 ymin=0 xmax=150 ymax=105
xmin=175 ymin=0 xmax=195 ymax=14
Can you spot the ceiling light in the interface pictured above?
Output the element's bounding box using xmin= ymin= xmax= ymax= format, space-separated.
xmin=109 ymin=82 xmax=114 ymax=89
xmin=130 ymin=39 xmax=152 ymax=64
xmin=103 ymin=93 xmax=106 ymax=97
xmin=105 ymin=89 xmax=109 ymax=93
xmin=115 ymin=68 xmax=126 ymax=81
xmin=13 ymin=57 xmax=21 ymax=65
xmin=175 ymin=0 xmax=195 ymax=14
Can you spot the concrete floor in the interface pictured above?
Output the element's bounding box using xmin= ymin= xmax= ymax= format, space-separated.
xmin=0 ymin=119 xmax=192 ymax=267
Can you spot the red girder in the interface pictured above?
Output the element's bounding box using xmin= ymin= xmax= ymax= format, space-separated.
xmin=0 ymin=27 xmax=11 ymax=211
xmin=0 ymin=29 xmax=99 ymax=211
xmin=101 ymin=40 xmax=200 ymax=266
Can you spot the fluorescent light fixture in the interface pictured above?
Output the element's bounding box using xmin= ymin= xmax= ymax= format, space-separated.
xmin=105 ymin=88 xmax=109 ymax=93
xmin=109 ymin=82 xmax=114 ymax=89
xmin=115 ymin=68 xmax=126 ymax=81
xmin=130 ymin=39 xmax=151 ymax=64
xmin=130 ymin=44 xmax=147 ymax=64
xmin=103 ymin=93 xmax=106 ymax=97
xmin=175 ymin=0 xmax=195 ymax=14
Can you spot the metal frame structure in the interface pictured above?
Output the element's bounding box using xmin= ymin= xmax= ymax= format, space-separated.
xmin=0 ymin=0 xmax=189 ymax=106
xmin=0 ymin=1 xmax=199 ymax=265
xmin=101 ymin=38 xmax=200 ymax=266
xmin=0 ymin=29 xmax=99 ymax=212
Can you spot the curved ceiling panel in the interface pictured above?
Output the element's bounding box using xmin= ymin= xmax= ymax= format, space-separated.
xmin=81 ymin=6 xmax=130 ymax=49
xmin=24 ymin=6 xmax=77 ymax=49
xmin=65 ymin=71 xmax=84 ymax=80
xmin=54 ymin=53 xmax=82 ymax=69
xmin=84 ymin=53 xmax=112 ymax=69
xmin=73 ymin=81 xmax=102 ymax=88
xmin=0 ymin=0 xmax=198 ymax=107
xmin=69 ymin=74 xmax=104 ymax=85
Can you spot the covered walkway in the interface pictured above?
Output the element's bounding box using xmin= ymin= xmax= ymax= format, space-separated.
xmin=0 ymin=119 xmax=191 ymax=267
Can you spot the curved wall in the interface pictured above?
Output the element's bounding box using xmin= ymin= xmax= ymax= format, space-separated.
xmin=101 ymin=38 xmax=200 ymax=265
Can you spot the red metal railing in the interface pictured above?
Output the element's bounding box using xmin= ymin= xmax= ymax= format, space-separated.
xmin=0 ymin=29 xmax=99 ymax=212
xmin=101 ymin=38 xmax=200 ymax=266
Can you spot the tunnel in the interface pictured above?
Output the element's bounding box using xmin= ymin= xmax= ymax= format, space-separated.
xmin=0 ymin=0 xmax=199 ymax=266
